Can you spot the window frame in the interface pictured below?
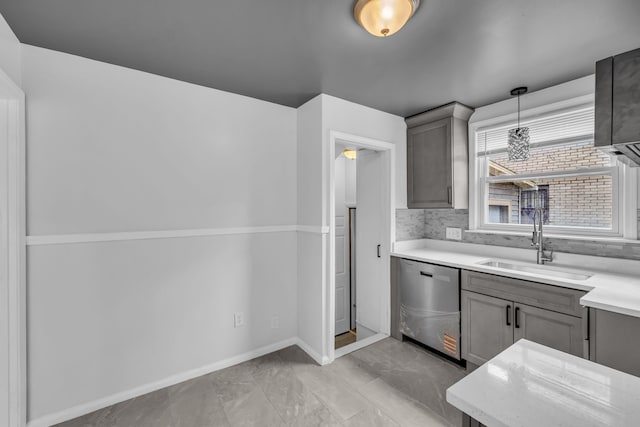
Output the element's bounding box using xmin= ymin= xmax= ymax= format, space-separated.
xmin=469 ymin=95 xmax=638 ymax=240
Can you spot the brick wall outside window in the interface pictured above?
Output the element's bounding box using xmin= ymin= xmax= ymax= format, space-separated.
xmin=488 ymin=141 xmax=613 ymax=228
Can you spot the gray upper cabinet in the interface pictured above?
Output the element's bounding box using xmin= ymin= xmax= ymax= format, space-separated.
xmin=595 ymin=47 xmax=640 ymax=165
xmin=406 ymin=102 xmax=474 ymax=209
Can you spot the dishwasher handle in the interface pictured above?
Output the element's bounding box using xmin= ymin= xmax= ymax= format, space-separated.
xmin=419 ymin=271 xmax=433 ymax=277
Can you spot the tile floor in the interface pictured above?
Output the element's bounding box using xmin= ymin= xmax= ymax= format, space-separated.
xmin=56 ymin=338 xmax=467 ymax=427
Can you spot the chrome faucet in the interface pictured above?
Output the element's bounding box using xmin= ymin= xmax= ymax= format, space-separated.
xmin=531 ymin=191 xmax=553 ymax=265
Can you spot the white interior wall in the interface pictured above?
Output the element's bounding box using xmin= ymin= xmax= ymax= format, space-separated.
xmin=295 ymin=94 xmax=406 ymax=361
xmin=322 ymin=95 xmax=406 ymax=211
xmin=294 ymin=94 xmax=406 ymax=360
xmin=322 ymin=95 xmax=406 ymax=357
xmin=22 ymin=45 xmax=298 ymax=424
xmin=0 ymin=14 xmax=23 ymax=427
xmin=0 ymin=14 xmax=20 ymax=87
xmin=295 ymin=96 xmax=326 ymax=362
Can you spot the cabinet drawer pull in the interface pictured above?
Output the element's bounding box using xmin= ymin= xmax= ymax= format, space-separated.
xmin=506 ymin=305 xmax=511 ymax=326
xmin=515 ymin=307 xmax=521 ymax=328
xmin=420 ymin=271 xmax=433 ymax=277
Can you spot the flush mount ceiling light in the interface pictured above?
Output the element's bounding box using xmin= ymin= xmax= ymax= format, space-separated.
xmin=508 ymin=87 xmax=530 ymax=161
xmin=354 ymin=0 xmax=420 ymax=37
xmin=343 ymin=149 xmax=357 ymax=160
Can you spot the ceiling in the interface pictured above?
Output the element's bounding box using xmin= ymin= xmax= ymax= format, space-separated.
xmin=1 ymin=0 xmax=639 ymax=117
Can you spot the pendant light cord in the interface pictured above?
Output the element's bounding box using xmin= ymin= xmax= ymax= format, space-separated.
xmin=517 ymin=93 xmax=520 ymax=130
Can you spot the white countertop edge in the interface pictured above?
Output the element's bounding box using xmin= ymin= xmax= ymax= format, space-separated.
xmin=445 ymin=339 xmax=640 ymax=427
xmin=390 ymin=250 xmax=595 ymax=291
xmin=392 ymin=239 xmax=640 ymax=318
xmin=445 ymin=390 xmax=508 ymax=427
xmin=579 ymin=295 xmax=640 ymax=318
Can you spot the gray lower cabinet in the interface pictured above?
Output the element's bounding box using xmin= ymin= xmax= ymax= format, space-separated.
xmin=589 ymin=309 xmax=640 ymax=376
xmin=462 ymin=290 xmax=583 ymax=365
xmin=461 ymin=291 xmax=512 ymax=366
xmin=461 ymin=270 xmax=587 ymax=365
xmin=513 ymin=303 xmax=583 ymax=357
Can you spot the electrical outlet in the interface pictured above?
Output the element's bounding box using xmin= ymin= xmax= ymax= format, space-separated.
xmin=446 ymin=227 xmax=462 ymax=240
xmin=234 ymin=312 xmax=244 ymax=328
xmin=271 ymin=315 xmax=279 ymax=329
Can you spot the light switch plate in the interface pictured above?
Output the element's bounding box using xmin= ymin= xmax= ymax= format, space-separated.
xmin=446 ymin=227 xmax=462 ymax=240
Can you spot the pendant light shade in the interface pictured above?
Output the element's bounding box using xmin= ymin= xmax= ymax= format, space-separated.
xmin=354 ymin=0 xmax=420 ymax=37
xmin=508 ymin=87 xmax=530 ymax=161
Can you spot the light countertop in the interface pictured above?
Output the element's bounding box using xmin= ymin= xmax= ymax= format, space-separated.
xmin=446 ymin=339 xmax=640 ymax=427
xmin=391 ymin=239 xmax=640 ymax=318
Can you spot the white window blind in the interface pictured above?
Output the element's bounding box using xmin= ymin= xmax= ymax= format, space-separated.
xmin=477 ymin=107 xmax=595 ymax=155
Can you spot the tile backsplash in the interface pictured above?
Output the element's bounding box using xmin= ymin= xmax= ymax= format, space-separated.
xmin=396 ymin=208 xmax=640 ymax=261
xmin=396 ymin=209 xmax=425 ymax=241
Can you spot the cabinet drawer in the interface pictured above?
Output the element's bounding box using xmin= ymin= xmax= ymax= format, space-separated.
xmin=462 ymin=270 xmax=585 ymax=317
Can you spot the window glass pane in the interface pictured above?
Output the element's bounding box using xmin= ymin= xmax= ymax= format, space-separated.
xmin=484 ymin=140 xmax=613 ymax=176
xmin=486 ymin=175 xmax=613 ymax=229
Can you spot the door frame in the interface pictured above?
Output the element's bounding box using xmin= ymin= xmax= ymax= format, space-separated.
xmin=326 ymin=130 xmax=395 ymax=363
xmin=0 ymin=67 xmax=27 ymax=427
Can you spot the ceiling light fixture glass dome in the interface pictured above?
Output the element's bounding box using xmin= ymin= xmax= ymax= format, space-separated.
xmin=354 ymin=0 xmax=420 ymax=37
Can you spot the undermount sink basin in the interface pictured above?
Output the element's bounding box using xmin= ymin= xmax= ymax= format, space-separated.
xmin=478 ymin=260 xmax=593 ymax=281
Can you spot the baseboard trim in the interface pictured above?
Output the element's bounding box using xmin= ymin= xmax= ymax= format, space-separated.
xmin=294 ymin=338 xmax=330 ymax=365
xmin=27 ymin=337 xmax=298 ymax=427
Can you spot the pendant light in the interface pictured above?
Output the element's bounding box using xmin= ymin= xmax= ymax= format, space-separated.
xmin=508 ymin=87 xmax=530 ymax=161
xmin=354 ymin=0 xmax=420 ymax=37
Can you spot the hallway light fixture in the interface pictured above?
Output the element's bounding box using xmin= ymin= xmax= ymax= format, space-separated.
xmin=508 ymin=87 xmax=530 ymax=161
xmin=343 ymin=149 xmax=357 ymax=160
xmin=354 ymin=0 xmax=420 ymax=37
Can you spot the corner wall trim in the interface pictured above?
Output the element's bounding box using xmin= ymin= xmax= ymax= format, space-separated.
xmin=25 ymin=225 xmax=330 ymax=246
xmin=26 ymin=337 xmax=299 ymax=427
xmin=295 ymin=338 xmax=330 ymax=365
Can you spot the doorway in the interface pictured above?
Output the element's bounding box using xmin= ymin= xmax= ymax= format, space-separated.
xmin=329 ymin=131 xmax=395 ymax=360
xmin=333 ymin=150 xmax=356 ymax=349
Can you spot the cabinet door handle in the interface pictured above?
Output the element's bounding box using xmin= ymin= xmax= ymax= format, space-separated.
xmin=506 ymin=305 xmax=511 ymax=326
xmin=515 ymin=307 xmax=520 ymax=329
xmin=377 ymin=244 xmax=381 ymax=258
xmin=420 ymin=271 xmax=433 ymax=277
xmin=447 ymin=186 xmax=452 ymax=205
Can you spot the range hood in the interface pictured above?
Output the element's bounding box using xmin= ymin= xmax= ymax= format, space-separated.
xmin=610 ymin=141 xmax=640 ymax=167
xmin=595 ymin=47 xmax=640 ymax=167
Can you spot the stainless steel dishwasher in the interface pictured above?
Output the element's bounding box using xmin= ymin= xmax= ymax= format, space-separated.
xmin=399 ymin=258 xmax=461 ymax=360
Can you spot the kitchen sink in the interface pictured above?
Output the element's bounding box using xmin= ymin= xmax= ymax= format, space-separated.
xmin=478 ymin=260 xmax=593 ymax=281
